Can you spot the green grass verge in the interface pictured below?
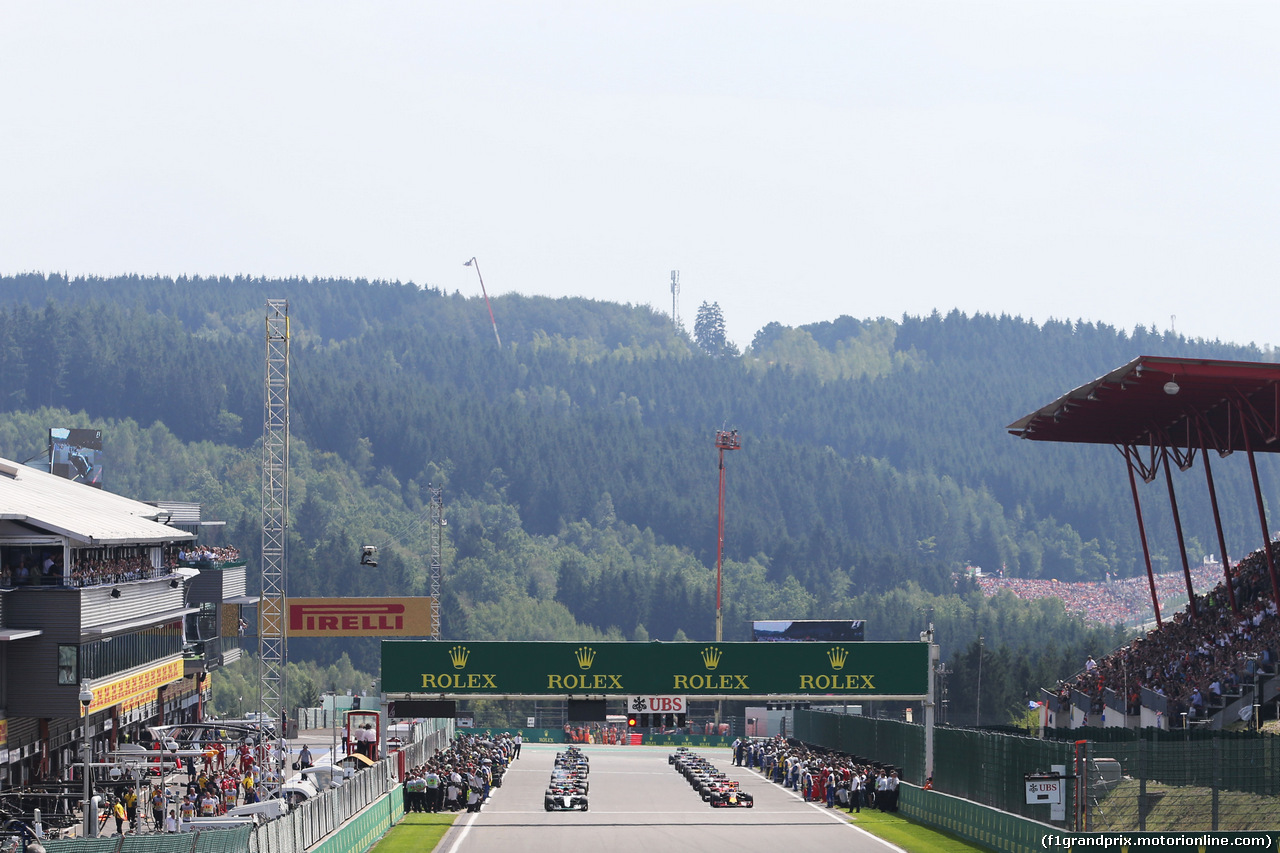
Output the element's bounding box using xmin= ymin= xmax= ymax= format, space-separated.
xmin=369 ymin=812 xmax=458 ymax=853
xmin=841 ymin=807 xmax=993 ymax=853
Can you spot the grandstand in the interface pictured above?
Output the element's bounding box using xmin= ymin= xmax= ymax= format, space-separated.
xmin=975 ymin=563 xmax=1224 ymax=627
xmin=1010 ymin=356 xmax=1280 ymax=731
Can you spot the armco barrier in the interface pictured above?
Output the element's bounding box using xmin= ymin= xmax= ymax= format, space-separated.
xmin=899 ymin=783 xmax=1059 ymax=853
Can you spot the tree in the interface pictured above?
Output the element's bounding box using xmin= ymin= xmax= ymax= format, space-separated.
xmin=693 ymin=301 xmax=738 ymax=357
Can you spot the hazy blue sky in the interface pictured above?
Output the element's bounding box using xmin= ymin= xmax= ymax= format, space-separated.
xmin=4 ymin=2 xmax=1277 ymax=350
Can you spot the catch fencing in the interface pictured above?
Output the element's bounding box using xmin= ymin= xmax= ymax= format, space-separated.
xmin=796 ymin=710 xmax=1280 ymax=832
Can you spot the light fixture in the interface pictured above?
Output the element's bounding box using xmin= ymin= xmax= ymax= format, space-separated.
xmin=1164 ymin=381 xmax=1180 ymax=395
xmin=109 ymin=587 xmax=121 ymax=599
xmin=170 ymin=578 xmax=181 ymax=588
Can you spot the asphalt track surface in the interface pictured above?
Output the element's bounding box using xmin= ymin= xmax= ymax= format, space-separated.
xmin=437 ymin=744 xmax=906 ymax=853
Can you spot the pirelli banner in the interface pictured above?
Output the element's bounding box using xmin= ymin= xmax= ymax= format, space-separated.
xmin=382 ymin=641 xmax=930 ymax=699
xmin=286 ymin=598 xmax=434 ymax=638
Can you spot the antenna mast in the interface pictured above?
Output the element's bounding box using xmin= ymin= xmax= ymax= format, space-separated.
xmin=670 ymin=270 xmax=680 ymax=326
xmin=260 ymin=299 xmax=289 ymax=789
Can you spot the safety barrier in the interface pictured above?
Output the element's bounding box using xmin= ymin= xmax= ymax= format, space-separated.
xmin=42 ymin=825 xmax=255 ymax=853
xmin=252 ymin=720 xmax=450 ymax=853
xmin=899 ymin=783 xmax=1058 ymax=853
xmin=307 ymin=788 xmax=403 ymax=853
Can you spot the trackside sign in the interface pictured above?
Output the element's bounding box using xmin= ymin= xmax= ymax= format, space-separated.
xmin=285 ymin=598 xmax=434 ymax=637
xmin=381 ymin=641 xmax=930 ymax=698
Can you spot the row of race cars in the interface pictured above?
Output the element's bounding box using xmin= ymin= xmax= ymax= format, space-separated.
xmin=670 ymin=747 xmax=754 ymax=808
xmin=544 ymin=747 xmax=590 ymax=811
xmin=544 ymin=745 xmax=755 ymax=813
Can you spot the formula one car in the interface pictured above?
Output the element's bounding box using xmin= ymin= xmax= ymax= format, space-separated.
xmin=545 ymin=784 xmax=589 ymax=811
xmin=708 ymin=781 xmax=754 ymax=808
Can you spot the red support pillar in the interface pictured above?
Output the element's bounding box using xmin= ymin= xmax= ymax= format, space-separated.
xmin=1240 ymin=421 xmax=1280 ymax=608
xmin=1162 ymin=448 xmax=1197 ymax=620
xmin=713 ymin=429 xmax=741 ymax=643
xmin=1124 ymin=445 xmax=1162 ymax=627
xmin=1197 ymin=430 xmax=1238 ymax=616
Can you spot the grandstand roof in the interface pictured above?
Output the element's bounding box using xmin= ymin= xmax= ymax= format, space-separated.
xmin=1007 ymin=356 xmax=1280 ymax=452
xmin=0 ymin=456 xmax=193 ymax=546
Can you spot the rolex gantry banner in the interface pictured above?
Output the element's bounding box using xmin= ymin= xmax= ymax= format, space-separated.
xmin=381 ymin=641 xmax=930 ymax=698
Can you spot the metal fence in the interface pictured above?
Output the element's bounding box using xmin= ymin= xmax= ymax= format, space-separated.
xmin=1053 ymin=729 xmax=1280 ymax=832
xmin=797 ymin=710 xmax=1280 ymax=832
xmin=794 ymin=710 xmax=1075 ymax=823
xmin=250 ymin=718 xmax=452 ymax=853
xmin=42 ymin=826 xmax=255 ymax=853
xmin=38 ymin=718 xmax=452 ymax=853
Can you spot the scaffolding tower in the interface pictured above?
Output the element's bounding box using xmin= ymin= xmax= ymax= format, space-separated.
xmin=429 ymin=485 xmax=443 ymax=640
xmin=260 ymin=300 xmax=290 ymax=752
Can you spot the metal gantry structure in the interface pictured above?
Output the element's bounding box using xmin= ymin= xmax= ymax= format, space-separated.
xmin=429 ymin=484 xmax=443 ymax=640
xmin=260 ymin=300 xmax=290 ymax=748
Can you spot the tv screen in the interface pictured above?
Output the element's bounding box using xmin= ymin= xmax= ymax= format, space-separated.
xmin=751 ymin=619 xmax=866 ymax=642
xmin=50 ymin=428 xmax=104 ymax=488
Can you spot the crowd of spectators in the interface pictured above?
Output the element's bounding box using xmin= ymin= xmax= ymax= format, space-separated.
xmin=1064 ymin=543 xmax=1280 ymax=725
xmin=178 ymin=546 xmax=241 ymax=565
xmin=975 ymin=563 xmax=1225 ymax=626
xmin=735 ymin=735 xmax=902 ymax=812
xmin=403 ymin=732 xmax=515 ymax=814
xmin=69 ymin=554 xmax=168 ymax=588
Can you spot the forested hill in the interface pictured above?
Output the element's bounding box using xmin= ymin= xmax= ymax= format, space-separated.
xmin=2 ymin=273 xmax=1274 ymax=584
xmin=0 ymin=273 xmax=1275 ymax=722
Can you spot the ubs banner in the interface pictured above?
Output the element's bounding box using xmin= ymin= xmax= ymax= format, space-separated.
xmin=287 ymin=598 xmax=434 ymax=637
xmin=382 ymin=641 xmax=930 ymax=698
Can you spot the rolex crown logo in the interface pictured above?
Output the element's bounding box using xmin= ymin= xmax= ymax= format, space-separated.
xmin=701 ymin=646 xmax=722 ymax=671
xmin=575 ymin=646 xmax=596 ymax=670
xmin=827 ymin=646 xmax=848 ymax=671
xmin=448 ymin=645 xmax=470 ymax=670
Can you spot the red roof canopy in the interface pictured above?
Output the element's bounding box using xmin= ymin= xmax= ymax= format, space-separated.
xmin=1008 ymin=356 xmax=1280 ymax=453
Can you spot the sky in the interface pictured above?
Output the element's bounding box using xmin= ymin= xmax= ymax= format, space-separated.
xmin=3 ymin=2 xmax=1278 ymax=351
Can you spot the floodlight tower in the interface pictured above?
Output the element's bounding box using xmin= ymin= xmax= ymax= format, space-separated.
xmin=714 ymin=429 xmax=741 ymax=642
xmin=464 ymin=257 xmax=502 ymax=349
xmin=261 ymin=299 xmax=289 ymax=788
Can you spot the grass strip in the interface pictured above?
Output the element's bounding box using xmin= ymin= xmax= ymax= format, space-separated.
xmin=369 ymin=812 xmax=458 ymax=853
xmin=842 ymin=806 xmax=993 ymax=853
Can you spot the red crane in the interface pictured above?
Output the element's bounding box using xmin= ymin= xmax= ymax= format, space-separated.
xmin=714 ymin=429 xmax=741 ymax=642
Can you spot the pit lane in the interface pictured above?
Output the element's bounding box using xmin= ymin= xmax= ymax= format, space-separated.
xmin=437 ymin=744 xmax=905 ymax=853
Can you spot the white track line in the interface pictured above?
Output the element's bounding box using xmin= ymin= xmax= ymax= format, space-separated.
xmin=744 ymin=766 xmax=909 ymax=853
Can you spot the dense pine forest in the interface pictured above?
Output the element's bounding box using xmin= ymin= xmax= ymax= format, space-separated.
xmin=0 ymin=273 xmax=1276 ymax=725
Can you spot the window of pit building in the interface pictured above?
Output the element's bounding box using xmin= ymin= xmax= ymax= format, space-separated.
xmin=58 ymin=644 xmax=78 ymax=685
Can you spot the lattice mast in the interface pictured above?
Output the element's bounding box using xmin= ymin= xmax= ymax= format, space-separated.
xmin=670 ymin=270 xmax=680 ymax=326
xmin=428 ymin=485 xmax=443 ymax=640
xmin=714 ymin=429 xmax=741 ymax=642
xmin=260 ymin=300 xmax=289 ymax=759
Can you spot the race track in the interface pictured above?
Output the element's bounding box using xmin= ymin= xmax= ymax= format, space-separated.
xmin=436 ymin=744 xmax=905 ymax=853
